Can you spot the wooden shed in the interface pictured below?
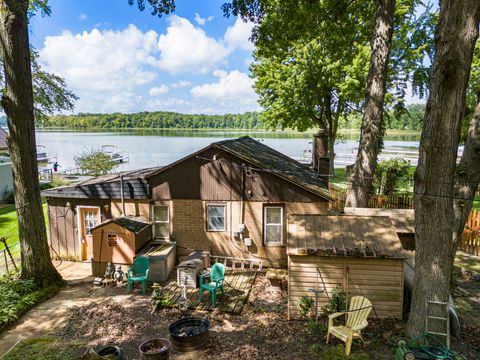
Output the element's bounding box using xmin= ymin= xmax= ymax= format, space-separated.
xmin=91 ymin=217 xmax=152 ymax=275
xmin=287 ymin=215 xmax=407 ymax=320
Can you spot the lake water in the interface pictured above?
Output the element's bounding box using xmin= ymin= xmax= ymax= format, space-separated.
xmin=35 ymin=129 xmax=422 ymax=172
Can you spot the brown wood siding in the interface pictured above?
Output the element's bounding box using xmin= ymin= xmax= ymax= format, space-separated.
xmin=149 ymin=148 xmax=329 ymax=203
xmin=288 ymin=255 xmax=404 ymax=320
xmin=47 ymin=198 xmax=110 ymax=260
xmin=91 ymin=222 xmax=152 ymax=265
xmin=110 ymin=200 xmax=151 ymax=219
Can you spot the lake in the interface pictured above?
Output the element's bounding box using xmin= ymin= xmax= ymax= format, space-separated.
xmin=35 ymin=129 xmax=422 ymax=172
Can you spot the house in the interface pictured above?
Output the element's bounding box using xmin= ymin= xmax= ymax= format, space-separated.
xmin=287 ymin=214 xmax=408 ymax=319
xmin=0 ymin=128 xmax=13 ymax=198
xmin=43 ymin=136 xmax=333 ymax=267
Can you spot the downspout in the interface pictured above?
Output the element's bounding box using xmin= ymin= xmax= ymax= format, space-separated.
xmin=120 ymin=174 xmax=125 ymax=216
xmin=240 ymin=164 xmax=245 ymax=225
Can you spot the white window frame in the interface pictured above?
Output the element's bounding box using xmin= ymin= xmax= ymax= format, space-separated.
xmin=263 ymin=206 xmax=284 ymax=245
xmin=152 ymin=204 xmax=170 ymax=239
xmin=76 ymin=205 xmax=101 ymax=255
xmin=206 ymin=203 xmax=226 ymax=232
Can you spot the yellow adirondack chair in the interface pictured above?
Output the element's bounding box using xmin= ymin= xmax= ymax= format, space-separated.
xmin=326 ymin=296 xmax=373 ymax=356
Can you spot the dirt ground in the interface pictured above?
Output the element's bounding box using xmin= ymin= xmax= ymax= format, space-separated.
xmin=51 ymin=272 xmax=480 ymax=360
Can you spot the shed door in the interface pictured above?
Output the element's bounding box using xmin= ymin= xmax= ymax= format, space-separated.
xmin=80 ymin=207 xmax=100 ymax=260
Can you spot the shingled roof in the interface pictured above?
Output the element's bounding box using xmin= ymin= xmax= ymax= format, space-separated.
xmin=42 ymin=166 xmax=162 ymax=199
xmin=287 ymin=214 xmax=408 ymax=258
xmin=93 ymin=216 xmax=151 ymax=234
xmin=214 ymin=136 xmax=330 ymax=199
xmin=43 ymin=136 xmax=330 ymax=201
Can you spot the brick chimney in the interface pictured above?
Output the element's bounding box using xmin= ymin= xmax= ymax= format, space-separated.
xmin=312 ymin=130 xmax=330 ymax=185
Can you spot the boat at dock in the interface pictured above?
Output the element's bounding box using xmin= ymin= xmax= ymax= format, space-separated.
xmin=100 ymin=145 xmax=129 ymax=163
xmin=36 ymin=145 xmax=50 ymax=162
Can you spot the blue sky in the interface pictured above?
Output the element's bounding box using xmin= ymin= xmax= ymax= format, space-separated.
xmin=30 ymin=0 xmax=258 ymax=115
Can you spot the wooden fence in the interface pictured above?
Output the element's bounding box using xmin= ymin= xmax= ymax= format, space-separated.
xmin=329 ymin=185 xmax=480 ymax=256
xmin=329 ymin=185 xmax=414 ymax=210
xmin=459 ymin=209 xmax=480 ymax=256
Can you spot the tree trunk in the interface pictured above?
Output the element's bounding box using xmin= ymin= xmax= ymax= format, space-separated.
xmin=452 ymin=99 xmax=480 ymax=269
xmin=328 ymin=134 xmax=335 ymax=176
xmin=345 ymin=0 xmax=395 ymax=207
xmin=0 ymin=0 xmax=63 ymax=288
xmin=407 ymin=0 xmax=480 ymax=337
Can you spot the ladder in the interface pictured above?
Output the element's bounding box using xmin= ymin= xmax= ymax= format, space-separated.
xmin=425 ymin=300 xmax=450 ymax=349
xmin=309 ymin=267 xmax=330 ymax=331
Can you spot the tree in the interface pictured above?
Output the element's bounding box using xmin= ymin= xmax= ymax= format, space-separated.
xmin=0 ymin=0 xmax=172 ymax=289
xmin=74 ymin=150 xmax=118 ymax=176
xmin=1 ymin=49 xmax=78 ymax=124
xmin=0 ymin=0 xmax=63 ymax=287
xmin=251 ymin=1 xmax=374 ymax=174
xmin=345 ymin=0 xmax=396 ymax=207
xmin=452 ymin=100 xmax=480 ymax=270
xmin=407 ymin=0 xmax=480 ymax=337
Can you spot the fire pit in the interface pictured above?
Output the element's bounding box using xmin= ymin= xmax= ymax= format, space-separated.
xmin=168 ymin=317 xmax=210 ymax=352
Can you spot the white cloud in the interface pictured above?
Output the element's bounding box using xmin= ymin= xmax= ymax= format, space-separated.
xmin=148 ymin=85 xmax=170 ymax=96
xmin=190 ymin=70 xmax=259 ymax=113
xmin=40 ymin=25 xmax=159 ymax=93
xmin=171 ymin=80 xmax=192 ymax=88
xmin=157 ymin=15 xmax=230 ymax=74
xmin=224 ymin=18 xmax=254 ymax=51
xmin=39 ymin=25 xmax=161 ymax=112
xmin=38 ymin=18 xmax=257 ymax=114
xmin=78 ymin=13 xmax=87 ymax=21
xmin=194 ymin=13 xmax=214 ymax=25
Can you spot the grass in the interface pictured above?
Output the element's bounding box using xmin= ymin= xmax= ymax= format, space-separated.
xmin=455 ymin=252 xmax=480 ymax=273
xmin=0 ymin=202 xmax=48 ymax=252
xmin=2 ymin=337 xmax=86 ymax=360
xmin=308 ymin=343 xmax=370 ymax=359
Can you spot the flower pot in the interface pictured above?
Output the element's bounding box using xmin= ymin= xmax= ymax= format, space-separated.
xmin=139 ymin=338 xmax=171 ymax=360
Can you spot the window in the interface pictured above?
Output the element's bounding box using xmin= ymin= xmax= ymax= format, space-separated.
xmin=207 ymin=204 xmax=226 ymax=231
xmin=153 ymin=205 xmax=169 ymax=238
xmin=83 ymin=209 xmax=98 ymax=235
xmin=264 ymin=206 xmax=284 ymax=245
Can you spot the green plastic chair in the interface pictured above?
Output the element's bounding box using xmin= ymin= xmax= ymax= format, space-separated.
xmin=199 ymin=263 xmax=225 ymax=305
xmin=127 ymin=256 xmax=150 ymax=294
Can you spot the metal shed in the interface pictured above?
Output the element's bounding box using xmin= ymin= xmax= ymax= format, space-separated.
xmin=287 ymin=215 xmax=408 ymax=320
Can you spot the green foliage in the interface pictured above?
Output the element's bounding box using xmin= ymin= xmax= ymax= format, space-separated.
xmin=298 ymin=295 xmax=314 ymax=318
xmin=322 ymin=285 xmax=346 ymax=316
xmin=40 ymin=111 xmax=262 ymax=129
xmin=0 ymin=49 xmax=77 ymax=122
xmin=2 ymin=337 xmax=86 ymax=360
xmin=4 ymin=191 xmax=15 ymax=204
xmin=250 ymin=0 xmax=375 ymax=167
xmin=74 ymin=149 xmax=118 ymax=176
xmin=128 ymin=0 xmax=175 ymax=17
xmin=373 ymin=158 xmax=410 ymax=195
xmin=0 ymin=272 xmax=56 ymax=331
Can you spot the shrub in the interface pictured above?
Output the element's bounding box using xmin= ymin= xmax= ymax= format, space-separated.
xmin=298 ymin=295 xmax=314 ymax=318
xmin=3 ymin=190 xmax=15 ymax=204
xmin=0 ymin=272 xmax=57 ymax=331
xmin=373 ymin=158 xmax=410 ymax=195
xmin=74 ymin=149 xmax=118 ymax=176
xmin=322 ymin=285 xmax=347 ymax=316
